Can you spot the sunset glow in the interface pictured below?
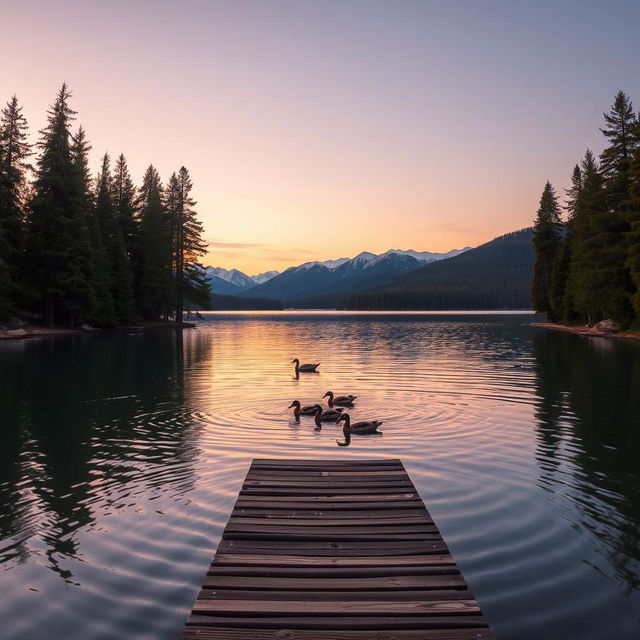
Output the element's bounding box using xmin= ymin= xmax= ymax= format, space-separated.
xmin=3 ymin=1 xmax=639 ymax=273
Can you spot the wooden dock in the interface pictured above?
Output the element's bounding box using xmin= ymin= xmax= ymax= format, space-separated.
xmin=183 ymin=458 xmax=494 ymax=639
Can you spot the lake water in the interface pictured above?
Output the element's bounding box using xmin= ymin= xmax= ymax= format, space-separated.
xmin=1 ymin=311 xmax=639 ymax=639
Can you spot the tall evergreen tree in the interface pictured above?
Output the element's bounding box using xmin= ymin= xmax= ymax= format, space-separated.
xmin=112 ymin=154 xmax=139 ymax=263
xmin=71 ymin=127 xmax=117 ymax=326
xmin=532 ymin=181 xmax=562 ymax=319
xmin=592 ymin=92 xmax=637 ymax=325
xmin=168 ymin=166 xmax=210 ymax=322
xmin=563 ymin=150 xmax=634 ymax=324
xmin=26 ymin=84 xmax=94 ymax=326
xmin=0 ymin=96 xmax=31 ymax=277
xmin=599 ymin=91 xmax=637 ymax=210
xmin=112 ymin=153 xmax=141 ymax=315
xmin=552 ymin=165 xmax=583 ymax=322
xmin=564 ymin=164 xmax=582 ymax=218
xmin=138 ymin=165 xmax=172 ymax=320
xmin=94 ymin=153 xmax=136 ymax=323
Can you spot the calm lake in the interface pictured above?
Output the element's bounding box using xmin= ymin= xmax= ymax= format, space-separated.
xmin=1 ymin=311 xmax=639 ymax=639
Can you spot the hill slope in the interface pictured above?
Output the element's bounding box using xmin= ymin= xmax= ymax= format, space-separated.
xmin=342 ymin=228 xmax=535 ymax=310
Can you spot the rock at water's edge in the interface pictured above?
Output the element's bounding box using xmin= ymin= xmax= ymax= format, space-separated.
xmin=593 ymin=319 xmax=618 ymax=333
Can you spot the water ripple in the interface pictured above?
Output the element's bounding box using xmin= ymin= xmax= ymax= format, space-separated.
xmin=1 ymin=312 xmax=639 ymax=639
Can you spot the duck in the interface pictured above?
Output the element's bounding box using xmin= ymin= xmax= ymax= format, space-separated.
xmin=336 ymin=412 xmax=382 ymax=446
xmin=323 ymin=391 xmax=357 ymax=407
xmin=291 ymin=358 xmax=320 ymax=374
xmin=287 ymin=400 xmax=318 ymax=421
xmin=312 ymin=404 xmax=345 ymax=427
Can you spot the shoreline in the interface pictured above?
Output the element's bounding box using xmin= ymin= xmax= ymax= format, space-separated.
xmin=532 ymin=322 xmax=640 ymax=341
xmin=0 ymin=321 xmax=196 ymax=340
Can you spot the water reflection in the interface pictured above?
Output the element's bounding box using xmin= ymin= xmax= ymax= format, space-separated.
xmin=2 ymin=312 xmax=640 ymax=640
xmin=533 ymin=330 xmax=640 ymax=595
xmin=0 ymin=330 xmax=209 ymax=582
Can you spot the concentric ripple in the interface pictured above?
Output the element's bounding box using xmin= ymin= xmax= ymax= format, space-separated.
xmin=1 ymin=311 xmax=639 ymax=639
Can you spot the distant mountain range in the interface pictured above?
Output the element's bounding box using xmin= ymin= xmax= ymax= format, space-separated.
xmin=204 ymin=247 xmax=469 ymax=301
xmin=203 ymin=231 xmax=534 ymax=311
xmin=203 ymin=267 xmax=279 ymax=296
xmin=343 ymin=228 xmax=535 ymax=310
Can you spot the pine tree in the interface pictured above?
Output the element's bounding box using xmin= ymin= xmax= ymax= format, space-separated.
xmin=593 ymin=92 xmax=637 ymax=325
xmin=551 ymin=164 xmax=582 ymax=322
xmin=552 ymin=165 xmax=583 ymax=322
xmin=71 ymin=128 xmax=117 ymax=326
xmin=138 ymin=165 xmax=172 ymax=320
xmin=26 ymin=84 xmax=95 ymax=326
xmin=170 ymin=166 xmax=210 ymax=322
xmin=94 ymin=153 xmax=137 ymax=323
xmin=563 ymin=150 xmax=634 ymax=324
xmin=112 ymin=154 xmax=139 ymax=263
xmin=564 ymin=164 xmax=582 ymax=218
xmin=0 ymin=95 xmax=32 ymax=311
xmin=600 ymin=91 xmax=637 ymax=210
xmin=532 ymin=181 xmax=562 ymax=318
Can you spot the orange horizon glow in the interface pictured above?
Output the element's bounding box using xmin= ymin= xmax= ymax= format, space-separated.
xmin=3 ymin=2 xmax=639 ymax=274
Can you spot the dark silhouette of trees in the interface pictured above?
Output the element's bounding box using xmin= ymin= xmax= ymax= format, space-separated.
xmin=533 ymin=90 xmax=640 ymax=328
xmin=1 ymin=85 xmax=210 ymax=326
xmin=532 ymin=182 xmax=562 ymax=319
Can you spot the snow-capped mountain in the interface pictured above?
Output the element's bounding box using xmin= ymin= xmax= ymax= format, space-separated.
xmin=206 ymin=267 xmax=256 ymax=289
xmin=204 ymin=266 xmax=279 ymax=295
xmin=252 ymin=270 xmax=280 ymax=285
xmin=238 ymin=246 xmax=470 ymax=302
xmin=297 ymin=257 xmax=350 ymax=271
xmin=377 ymin=248 xmax=470 ymax=263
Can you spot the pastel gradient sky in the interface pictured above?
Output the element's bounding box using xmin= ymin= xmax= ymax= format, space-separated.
xmin=2 ymin=1 xmax=639 ymax=274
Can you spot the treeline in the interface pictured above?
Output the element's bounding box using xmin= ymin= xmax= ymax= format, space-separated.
xmin=210 ymin=293 xmax=283 ymax=310
xmin=344 ymin=228 xmax=534 ymax=310
xmin=532 ymin=90 xmax=640 ymax=328
xmin=345 ymin=287 xmax=529 ymax=311
xmin=0 ymin=84 xmax=210 ymax=326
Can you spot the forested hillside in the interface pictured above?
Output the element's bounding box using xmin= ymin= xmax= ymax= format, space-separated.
xmin=343 ymin=229 xmax=534 ymax=310
xmin=210 ymin=293 xmax=283 ymax=310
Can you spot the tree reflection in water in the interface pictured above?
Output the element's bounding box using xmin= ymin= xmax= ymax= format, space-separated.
xmin=533 ymin=330 xmax=640 ymax=595
xmin=0 ymin=329 xmax=209 ymax=583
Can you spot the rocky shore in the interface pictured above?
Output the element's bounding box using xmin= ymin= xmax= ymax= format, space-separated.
xmin=532 ymin=320 xmax=640 ymax=341
xmin=0 ymin=319 xmax=196 ymax=340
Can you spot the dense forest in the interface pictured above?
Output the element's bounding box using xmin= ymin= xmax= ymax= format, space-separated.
xmin=0 ymin=85 xmax=210 ymax=326
xmin=343 ymin=229 xmax=534 ymax=310
xmin=532 ymin=90 xmax=640 ymax=329
xmin=210 ymin=293 xmax=283 ymax=310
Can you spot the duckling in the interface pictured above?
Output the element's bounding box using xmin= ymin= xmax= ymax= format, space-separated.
xmin=312 ymin=404 xmax=344 ymax=427
xmin=291 ymin=358 xmax=320 ymax=374
xmin=287 ymin=400 xmax=317 ymax=421
xmin=323 ymin=391 xmax=357 ymax=407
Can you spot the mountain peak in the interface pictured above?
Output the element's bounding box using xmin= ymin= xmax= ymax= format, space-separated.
xmin=251 ymin=270 xmax=280 ymax=284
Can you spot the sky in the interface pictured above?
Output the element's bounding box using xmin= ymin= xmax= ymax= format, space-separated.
xmin=2 ymin=1 xmax=640 ymax=275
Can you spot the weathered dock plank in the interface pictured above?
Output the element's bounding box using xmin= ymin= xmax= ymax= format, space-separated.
xmin=183 ymin=458 xmax=493 ymax=639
